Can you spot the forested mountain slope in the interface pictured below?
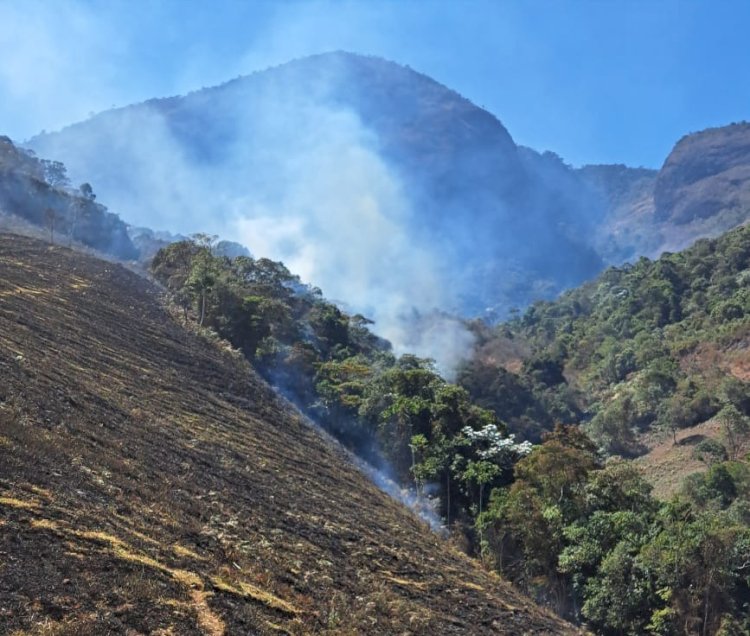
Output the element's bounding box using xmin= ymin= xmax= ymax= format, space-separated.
xmin=0 ymin=136 xmax=136 ymax=260
xmin=448 ymin=225 xmax=750 ymax=634
xmin=460 ymin=224 xmax=750 ymax=453
xmin=0 ymin=234 xmax=575 ymax=635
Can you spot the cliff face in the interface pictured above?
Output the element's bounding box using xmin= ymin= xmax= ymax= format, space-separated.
xmin=654 ymin=122 xmax=750 ymax=225
xmin=581 ymin=122 xmax=750 ymax=262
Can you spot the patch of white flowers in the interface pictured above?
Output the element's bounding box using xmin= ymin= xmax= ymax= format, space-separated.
xmin=462 ymin=424 xmax=533 ymax=460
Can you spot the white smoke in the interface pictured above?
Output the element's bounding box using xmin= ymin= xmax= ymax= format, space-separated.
xmin=30 ymin=66 xmax=475 ymax=375
xmin=226 ymin=103 xmax=473 ymax=376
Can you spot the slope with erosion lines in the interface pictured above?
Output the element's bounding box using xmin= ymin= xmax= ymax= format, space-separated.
xmin=0 ymin=234 xmax=577 ymax=635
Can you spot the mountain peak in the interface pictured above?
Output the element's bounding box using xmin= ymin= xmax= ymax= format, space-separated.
xmin=28 ymin=53 xmax=603 ymax=327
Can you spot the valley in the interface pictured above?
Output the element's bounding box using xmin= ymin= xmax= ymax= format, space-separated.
xmin=0 ymin=47 xmax=749 ymax=636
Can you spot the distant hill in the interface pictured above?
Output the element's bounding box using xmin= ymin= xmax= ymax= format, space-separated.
xmin=580 ymin=121 xmax=750 ymax=263
xmin=0 ymin=136 xmax=137 ymax=260
xmin=0 ymin=233 xmax=576 ymax=635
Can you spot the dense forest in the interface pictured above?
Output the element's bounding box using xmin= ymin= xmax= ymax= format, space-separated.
xmin=152 ymin=224 xmax=750 ymax=634
xmin=459 ymin=224 xmax=750 ymax=453
xmin=151 ymin=237 xmax=531 ymax=525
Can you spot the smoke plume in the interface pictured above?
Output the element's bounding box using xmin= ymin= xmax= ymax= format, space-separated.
xmin=30 ymin=60 xmax=478 ymax=375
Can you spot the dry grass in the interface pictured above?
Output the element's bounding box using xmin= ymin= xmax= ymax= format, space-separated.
xmin=637 ymin=419 xmax=725 ymax=499
xmin=0 ymin=496 xmax=39 ymax=510
xmin=210 ymin=577 xmax=301 ymax=616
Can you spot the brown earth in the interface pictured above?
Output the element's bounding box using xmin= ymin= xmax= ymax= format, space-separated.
xmin=636 ymin=420 xmax=723 ymax=500
xmin=637 ymin=416 xmax=750 ymax=501
xmin=638 ymin=330 xmax=750 ymax=500
xmin=0 ymin=234 xmax=579 ymax=635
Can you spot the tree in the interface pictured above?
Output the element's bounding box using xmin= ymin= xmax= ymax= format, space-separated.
xmin=638 ymin=508 xmax=748 ymax=636
xmin=693 ymin=439 xmax=729 ymax=467
xmin=559 ymin=510 xmax=650 ymax=620
xmin=719 ymin=405 xmax=750 ymax=460
xmin=44 ymin=208 xmax=56 ymax=244
xmin=79 ymin=182 xmax=96 ymax=201
xmin=583 ymin=459 xmax=655 ymax=515
xmin=186 ymin=249 xmax=219 ymax=327
xmin=41 ymin=159 xmax=70 ymax=189
xmin=463 ymin=459 xmax=502 ymax=520
xmin=68 ymin=197 xmax=86 ymax=247
xmin=580 ymin=539 xmax=654 ymax=634
xmin=410 ymin=431 xmax=461 ymax=524
xmin=514 ymin=430 xmax=598 ymax=517
xmin=314 ymin=356 xmax=373 ymax=445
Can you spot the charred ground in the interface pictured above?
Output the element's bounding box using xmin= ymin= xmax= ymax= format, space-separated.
xmin=0 ymin=234 xmax=576 ymax=635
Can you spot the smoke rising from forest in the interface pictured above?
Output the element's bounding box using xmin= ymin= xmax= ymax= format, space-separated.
xmin=17 ymin=7 xmax=611 ymax=376
xmin=28 ymin=61 xmax=479 ymax=375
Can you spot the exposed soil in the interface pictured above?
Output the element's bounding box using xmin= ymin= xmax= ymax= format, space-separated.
xmin=0 ymin=234 xmax=578 ymax=635
xmin=637 ymin=416 xmax=749 ymax=500
xmin=636 ymin=420 xmax=723 ymax=500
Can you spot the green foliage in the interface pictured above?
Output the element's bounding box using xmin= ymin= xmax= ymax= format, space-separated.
xmin=480 ymin=422 xmax=750 ymax=634
xmin=151 ymin=229 xmax=750 ymax=635
xmin=151 ymin=239 xmax=526 ymax=528
xmin=459 ymin=225 xmax=750 ymax=451
xmin=718 ymin=405 xmax=750 ymax=460
xmin=693 ymin=439 xmax=729 ymax=466
xmin=466 ymin=227 xmax=750 ymax=632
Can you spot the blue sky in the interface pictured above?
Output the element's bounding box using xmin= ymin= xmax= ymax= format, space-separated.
xmin=0 ymin=0 xmax=748 ymax=167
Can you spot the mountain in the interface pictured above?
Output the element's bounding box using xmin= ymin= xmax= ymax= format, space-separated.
xmin=28 ymin=51 xmax=606 ymax=319
xmin=22 ymin=53 xmax=750 ymax=347
xmin=655 ymin=122 xmax=750 ymax=229
xmin=0 ymin=233 xmax=576 ymax=635
xmin=581 ymin=121 xmax=750 ymax=262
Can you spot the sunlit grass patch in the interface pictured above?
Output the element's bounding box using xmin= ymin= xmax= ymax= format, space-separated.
xmin=71 ymin=529 xmax=127 ymax=550
xmin=28 ymin=485 xmax=53 ymax=499
xmin=211 ymin=577 xmax=301 ymax=616
xmin=381 ymin=572 xmax=428 ymax=590
xmin=0 ymin=496 xmax=39 ymax=509
xmin=265 ymin=620 xmax=301 ymax=634
xmin=173 ymin=544 xmax=205 ymax=560
xmin=112 ymin=545 xmax=168 ymax=572
xmin=460 ymin=580 xmax=484 ymax=591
